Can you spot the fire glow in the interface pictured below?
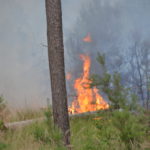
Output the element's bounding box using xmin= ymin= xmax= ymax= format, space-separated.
xmin=83 ymin=33 xmax=92 ymax=42
xmin=66 ymin=72 xmax=72 ymax=81
xmin=68 ymin=54 xmax=109 ymax=114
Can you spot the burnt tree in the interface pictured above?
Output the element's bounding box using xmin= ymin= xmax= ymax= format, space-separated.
xmin=45 ymin=0 xmax=70 ymax=145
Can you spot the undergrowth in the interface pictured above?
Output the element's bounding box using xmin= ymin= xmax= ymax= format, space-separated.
xmin=0 ymin=109 xmax=149 ymax=150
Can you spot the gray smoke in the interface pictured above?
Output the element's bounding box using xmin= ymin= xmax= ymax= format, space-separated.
xmin=65 ymin=0 xmax=150 ymax=77
xmin=0 ymin=0 xmax=87 ymax=109
xmin=0 ymin=0 xmax=149 ymax=109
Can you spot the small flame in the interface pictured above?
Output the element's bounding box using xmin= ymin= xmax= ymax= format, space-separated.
xmin=66 ymin=72 xmax=72 ymax=80
xmin=68 ymin=54 xmax=109 ymax=114
xmin=83 ymin=33 xmax=92 ymax=42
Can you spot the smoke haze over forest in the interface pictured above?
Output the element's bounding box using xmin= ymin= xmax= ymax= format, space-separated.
xmin=0 ymin=0 xmax=149 ymax=108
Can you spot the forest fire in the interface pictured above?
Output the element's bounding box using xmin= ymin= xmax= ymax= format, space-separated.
xmin=68 ymin=54 xmax=109 ymax=114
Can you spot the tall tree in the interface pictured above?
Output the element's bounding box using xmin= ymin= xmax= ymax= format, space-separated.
xmin=45 ymin=0 xmax=70 ymax=145
xmin=127 ymin=38 xmax=150 ymax=108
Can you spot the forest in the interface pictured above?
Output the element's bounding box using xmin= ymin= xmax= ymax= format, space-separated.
xmin=0 ymin=0 xmax=150 ymax=150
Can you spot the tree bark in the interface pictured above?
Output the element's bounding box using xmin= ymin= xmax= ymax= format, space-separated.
xmin=45 ymin=0 xmax=70 ymax=145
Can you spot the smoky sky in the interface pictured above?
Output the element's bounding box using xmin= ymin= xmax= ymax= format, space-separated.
xmin=0 ymin=0 xmax=150 ymax=109
xmin=0 ymin=0 xmax=86 ymax=108
xmin=65 ymin=0 xmax=150 ymax=80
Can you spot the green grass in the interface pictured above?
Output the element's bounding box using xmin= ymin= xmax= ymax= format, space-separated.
xmin=0 ymin=110 xmax=149 ymax=150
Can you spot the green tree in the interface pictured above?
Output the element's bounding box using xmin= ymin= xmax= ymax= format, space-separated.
xmin=91 ymin=53 xmax=138 ymax=110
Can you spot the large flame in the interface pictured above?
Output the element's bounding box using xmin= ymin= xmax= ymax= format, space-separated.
xmin=69 ymin=54 xmax=109 ymax=114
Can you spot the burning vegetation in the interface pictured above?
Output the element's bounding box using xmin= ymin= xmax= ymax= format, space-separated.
xmin=68 ymin=54 xmax=109 ymax=114
xmin=83 ymin=33 xmax=92 ymax=43
xmin=66 ymin=72 xmax=72 ymax=81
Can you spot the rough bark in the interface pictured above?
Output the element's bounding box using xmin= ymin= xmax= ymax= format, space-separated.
xmin=45 ymin=0 xmax=70 ymax=145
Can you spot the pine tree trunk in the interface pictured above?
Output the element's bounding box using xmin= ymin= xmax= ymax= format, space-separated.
xmin=45 ymin=0 xmax=70 ymax=145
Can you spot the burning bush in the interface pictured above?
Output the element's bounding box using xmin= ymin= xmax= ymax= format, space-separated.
xmin=90 ymin=53 xmax=139 ymax=110
xmin=68 ymin=54 xmax=109 ymax=114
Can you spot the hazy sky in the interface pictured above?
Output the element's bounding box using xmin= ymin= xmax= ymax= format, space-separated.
xmin=0 ymin=0 xmax=150 ymax=109
xmin=0 ymin=0 xmax=86 ymax=108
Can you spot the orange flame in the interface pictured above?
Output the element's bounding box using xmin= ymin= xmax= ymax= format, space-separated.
xmin=66 ymin=72 xmax=72 ymax=80
xmin=68 ymin=54 xmax=109 ymax=114
xmin=83 ymin=33 xmax=92 ymax=42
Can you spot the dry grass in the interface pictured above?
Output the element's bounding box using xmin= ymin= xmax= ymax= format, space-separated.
xmin=0 ymin=109 xmax=149 ymax=150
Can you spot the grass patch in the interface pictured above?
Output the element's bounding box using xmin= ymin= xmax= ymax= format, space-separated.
xmin=8 ymin=109 xmax=45 ymax=122
xmin=0 ymin=110 xmax=149 ymax=150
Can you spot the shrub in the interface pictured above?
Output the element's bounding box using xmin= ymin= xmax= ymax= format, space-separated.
xmin=112 ymin=111 xmax=145 ymax=150
xmin=90 ymin=53 xmax=139 ymax=110
xmin=33 ymin=123 xmax=50 ymax=144
xmin=93 ymin=113 xmax=124 ymax=150
xmin=0 ymin=142 xmax=8 ymax=150
xmin=0 ymin=120 xmax=6 ymax=131
xmin=96 ymin=123 xmax=123 ymax=149
xmin=0 ymin=96 xmax=6 ymax=113
xmin=0 ymin=96 xmax=7 ymax=132
xmin=0 ymin=96 xmax=8 ymax=122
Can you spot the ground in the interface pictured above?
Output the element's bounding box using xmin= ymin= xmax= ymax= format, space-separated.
xmin=0 ymin=109 xmax=150 ymax=150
